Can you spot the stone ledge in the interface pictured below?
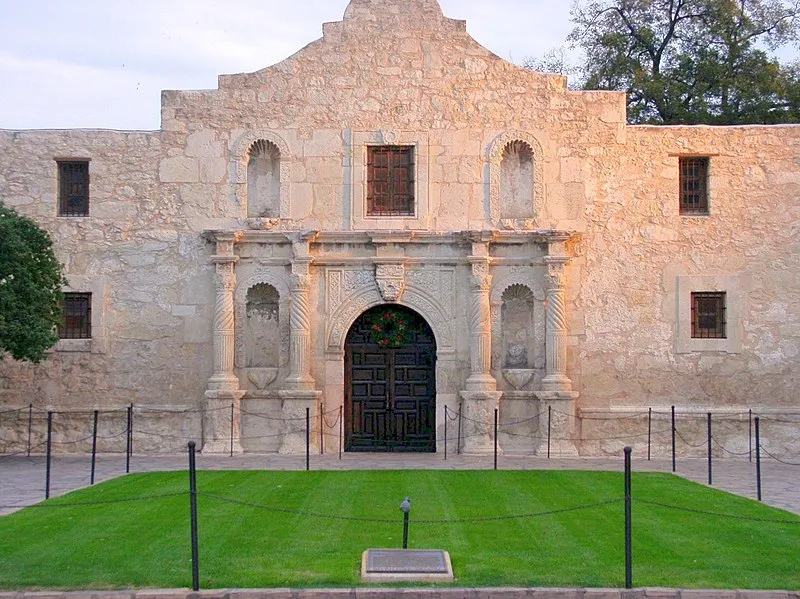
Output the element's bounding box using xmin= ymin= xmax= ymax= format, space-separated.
xmin=1 ymin=590 xmax=798 ymax=599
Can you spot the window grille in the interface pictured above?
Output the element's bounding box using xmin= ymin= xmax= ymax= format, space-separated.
xmin=679 ymin=157 xmax=709 ymax=215
xmin=367 ymin=146 xmax=415 ymax=216
xmin=58 ymin=161 xmax=90 ymax=217
xmin=60 ymin=293 xmax=92 ymax=339
xmin=691 ymin=292 xmax=726 ymax=339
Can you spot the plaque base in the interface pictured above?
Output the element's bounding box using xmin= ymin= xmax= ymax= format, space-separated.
xmin=361 ymin=549 xmax=454 ymax=583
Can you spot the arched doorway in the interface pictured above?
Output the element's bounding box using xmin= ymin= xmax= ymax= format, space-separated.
xmin=344 ymin=305 xmax=437 ymax=452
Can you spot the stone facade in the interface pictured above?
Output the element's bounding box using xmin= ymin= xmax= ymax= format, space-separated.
xmin=0 ymin=0 xmax=798 ymax=456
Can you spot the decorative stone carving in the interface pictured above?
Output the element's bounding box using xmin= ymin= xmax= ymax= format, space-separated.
xmin=542 ymin=257 xmax=572 ymax=392
xmin=380 ymin=129 xmax=399 ymax=144
xmin=232 ymin=130 xmax=292 ymax=219
xmin=247 ymin=367 xmax=278 ymax=391
xmin=209 ymin=258 xmax=240 ymax=391
xmin=286 ymin=272 xmax=315 ymax=390
xmin=375 ymin=263 xmax=406 ymax=302
xmin=502 ymin=369 xmax=534 ymax=390
xmin=234 ymin=268 xmax=291 ymax=370
xmin=488 ymin=131 xmax=545 ymax=226
xmin=466 ymin=258 xmax=496 ymax=392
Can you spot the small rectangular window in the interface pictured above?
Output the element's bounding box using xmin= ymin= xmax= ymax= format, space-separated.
xmin=367 ymin=146 xmax=414 ymax=216
xmin=680 ymin=157 xmax=709 ymax=215
xmin=60 ymin=293 xmax=92 ymax=339
xmin=691 ymin=292 xmax=726 ymax=339
xmin=58 ymin=161 xmax=90 ymax=217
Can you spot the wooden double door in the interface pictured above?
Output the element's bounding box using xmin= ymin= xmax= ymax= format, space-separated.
xmin=345 ymin=305 xmax=437 ymax=452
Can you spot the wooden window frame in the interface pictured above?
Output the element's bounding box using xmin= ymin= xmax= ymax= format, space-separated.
xmin=57 ymin=160 xmax=90 ymax=217
xmin=691 ymin=292 xmax=726 ymax=339
xmin=366 ymin=146 xmax=415 ymax=217
xmin=60 ymin=293 xmax=92 ymax=339
xmin=679 ymin=156 xmax=709 ymax=215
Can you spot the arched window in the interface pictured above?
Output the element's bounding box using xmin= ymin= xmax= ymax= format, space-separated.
xmin=247 ymin=140 xmax=281 ymax=218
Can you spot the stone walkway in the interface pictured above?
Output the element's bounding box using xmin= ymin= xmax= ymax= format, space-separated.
xmin=1 ymin=451 xmax=798 ymax=517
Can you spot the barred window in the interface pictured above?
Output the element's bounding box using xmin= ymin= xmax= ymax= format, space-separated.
xmin=367 ymin=146 xmax=414 ymax=216
xmin=58 ymin=161 xmax=90 ymax=217
xmin=691 ymin=292 xmax=726 ymax=339
xmin=60 ymin=293 xmax=92 ymax=339
xmin=680 ymin=157 xmax=709 ymax=215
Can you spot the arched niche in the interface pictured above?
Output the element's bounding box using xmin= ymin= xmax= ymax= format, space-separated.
xmin=232 ymin=131 xmax=291 ymax=219
xmin=488 ymin=131 xmax=544 ymax=226
xmin=246 ymin=140 xmax=281 ymax=218
xmin=244 ymin=283 xmax=280 ymax=368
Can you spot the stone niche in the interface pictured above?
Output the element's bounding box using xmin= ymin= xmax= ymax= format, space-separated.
xmin=243 ymin=283 xmax=281 ymax=392
xmin=247 ymin=140 xmax=281 ymax=218
xmin=500 ymin=141 xmax=535 ymax=219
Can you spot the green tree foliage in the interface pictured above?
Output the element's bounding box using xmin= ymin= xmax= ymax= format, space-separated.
xmin=0 ymin=202 xmax=66 ymax=363
xmin=566 ymin=0 xmax=800 ymax=124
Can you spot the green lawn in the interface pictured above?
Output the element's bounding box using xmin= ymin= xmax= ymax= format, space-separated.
xmin=0 ymin=470 xmax=797 ymax=590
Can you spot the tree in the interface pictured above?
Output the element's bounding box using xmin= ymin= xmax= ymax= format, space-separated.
xmin=0 ymin=202 xmax=66 ymax=363
xmin=561 ymin=0 xmax=800 ymax=124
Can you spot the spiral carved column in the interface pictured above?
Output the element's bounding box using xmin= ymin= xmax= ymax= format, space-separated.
xmin=466 ymin=270 xmax=496 ymax=392
xmin=285 ymin=273 xmax=315 ymax=390
xmin=542 ymin=258 xmax=572 ymax=392
xmin=204 ymin=233 xmax=244 ymax=455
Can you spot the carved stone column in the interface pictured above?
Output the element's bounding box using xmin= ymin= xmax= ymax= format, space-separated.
xmin=460 ymin=237 xmax=501 ymax=454
xmin=542 ymin=257 xmax=572 ymax=393
xmin=204 ymin=231 xmax=244 ymax=454
xmin=285 ymin=272 xmax=315 ymax=390
xmin=279 ymin=234 xmax=321 ymax=454
xmin=538 ymin=252 xmax=578 ymax=457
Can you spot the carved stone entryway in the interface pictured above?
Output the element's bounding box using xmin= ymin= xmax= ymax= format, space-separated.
xmin=345 ymin=305 xmax=437 ymax=452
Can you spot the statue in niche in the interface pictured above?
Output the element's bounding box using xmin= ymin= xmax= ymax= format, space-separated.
xmin=505 ymin=344 xmax=529 ymax=368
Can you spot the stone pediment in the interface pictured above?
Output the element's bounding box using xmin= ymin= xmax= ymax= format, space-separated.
xmin=340 ymin=0 xmax=463 ymax=33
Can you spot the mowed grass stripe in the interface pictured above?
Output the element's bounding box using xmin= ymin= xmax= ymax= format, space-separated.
xmin=0 ymin=470 xmax=797 ymax=590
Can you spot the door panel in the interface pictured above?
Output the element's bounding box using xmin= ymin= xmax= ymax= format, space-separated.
xmin=345 ymin=306 xmax=436 ymax=452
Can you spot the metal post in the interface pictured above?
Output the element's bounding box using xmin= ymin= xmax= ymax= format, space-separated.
xmin=457 ymin=403 xmax=463 ymax=455
xmin=755 ymin=417 xmax=762 ymax=502
xmin=400 ymin=497 xmax=411 ymax=550
xmin=230 ymin=403 xmax=234 ymax=458
xmin=338 ymin=405 xmax=343 ymax=461
xmin=91 ymin=410 xmax=99 ymax=485
xmin=671 ymin=405 xmax=676 ymax=473
xmin=126 ymin=405 xmax=132 ymax=474
xmin=444 ymin=406 xmax=448 ymax=461
xmin=707 ymin=412 xmax=712 ymax=486
xmin=494 ymin=408 xmax=499 ymax=471
xmin=45 ymin=411 xmax=53 ymax=500
xmin=27 ymin=403 xmax=33 ymax=457
xmin=188 ymin=441 xmax=200 ymax=592
xmin=306 ymin=407 xmax=310 ymax=472
xmin=624 ymin=446 xmax=633 ymax=590
xmin=748 ymin=409 xmax=753 ymax=463
xmin=547 ymin=406 xmax=552 ymax=459
xmin=319 ymin=403 xmax=324 ymax=456
xmin=647 ymin=408 xmax=652 ymax=461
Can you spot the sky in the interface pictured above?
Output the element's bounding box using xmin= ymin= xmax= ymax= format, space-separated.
xmin=0 ymin=0 xmax=573 ymax=131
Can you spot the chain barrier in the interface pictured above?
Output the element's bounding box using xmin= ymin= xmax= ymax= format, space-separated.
xmin=675 ymin=428 xmax=709 ymax=449
xmin=634 ymin=498 xmax=800 ymax=525
xmin=0 ymin=491 xmax=187 ymax=511
xmin=759 ymin=446 xmax=800 ymax=467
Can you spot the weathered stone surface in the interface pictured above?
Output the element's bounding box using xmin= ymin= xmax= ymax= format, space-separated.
xmin=0 ymin=0 xmax=797 ymax=456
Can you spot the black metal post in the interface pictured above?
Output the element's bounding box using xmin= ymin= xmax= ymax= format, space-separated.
xmin=188 ymin=441 xmax=200 ymax=592
xmin=707 ymin=412 xmax=713 ymax=486
xmin=647 ymin=408 xmax=652 ymax=461
xmin=444 ymin=406 xmax=448 ymax=461
xmin=457 ymin=405 xmax=463 ymax=455
xmin=91 ymin=410 xmax=99 ymax=485
xmin=547 ymin=406 xmax=552 ymax=459
xmin=45 ymin=411 xmax=53 ymax=499
xmin=230 ymin=403 xmax=234 ymax=458
xmin=126 ymin=405 xmax=132 ymax=474
xmin=494 ymin=408 xmax=499 ymax=471
xmin=755 ymin=417 xmax=762 ymax=502
xmin=671 ymin=405 xmax=676 ymax=473
xmin=403 ymin=512 xmax=409 ymax=549
xmin=306 ymin=407 xmax=310 ymax=472
xmin=338 ymin=405 xmax=343 ymax=461
xmin=27 ymin=403 xmax=33 ymax=457
xmin=749 ymin=409 xmax=753 ymax=463
xmin=624 ymin=446 xmax=633 ymax=590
